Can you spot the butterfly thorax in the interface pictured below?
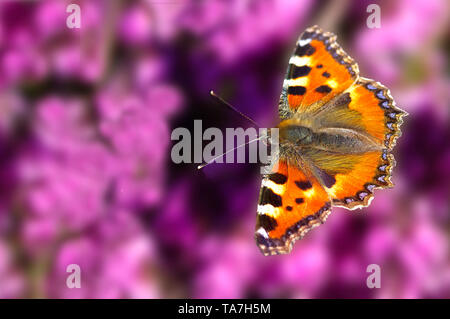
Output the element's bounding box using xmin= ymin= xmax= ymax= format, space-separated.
xmin=278 ymin=122 xmax=313 ymax=146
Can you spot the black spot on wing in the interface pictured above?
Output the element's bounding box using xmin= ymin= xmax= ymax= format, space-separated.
xmin=286 ymin=206 xmax=293 ymax=211
xmin=301 ymin=31 xmax=314 ymax=40
xmin=268 ymin=173 xmax=287 ymax=185
xmin=255 ymin=232 xmax=273 ymax=247
xmin=257 ymin=214 xmax=278 ymax=232
xmin=322 ymin=71 xmax=331 ymax=78
xmin=324 ymin=174 xmax=336 ymax=188
xmin=287 ymin=65 xmax=311 ymax=79
xmin=259 ymin=187 xmax=282 ymax=207
xmin=314 ymin=168 xmax=336 ymax=188
xmin=295 ymin=198 xmax=304 ymax=204
xmin=294 ymin=43 xmax=315 ymax=56
xmin=334 ymin=92 xmax=351 ymax=106
xmin=316 ymin=64 xmax=323 ymax=69
xmin=288 ymin=86 xmax=306 ymax=96
xmin=315 ymin=85 xmax=332 ymax=93
xmin=295 ymin=180 xmax=312 ymax=190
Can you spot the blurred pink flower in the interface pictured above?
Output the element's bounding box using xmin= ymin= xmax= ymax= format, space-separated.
xmin=0 ymin=0 xmax=108 ymax=85
xmin=0 ymin=0 xmax=447 ymax=300
xmin=96 ymin=78 xmax=182 ymax=208
xmin=0 ymin=240 xmax=25 ymax=298
xmin=119 ymin=3 xmax=153 ymax=45
xmin=355 ymin=0 xmax=448 ymax=85
xmin=278 ymin=240 xmax=331 ymax=296
xmin=0 ymin=91 xmax=25 ymax=137
xmin=17 ymin=96 xmax=114 ymax=252
xmin=194 ymin=236 xmax=256 ymax=298
xmin=47 ymin=211 xmax=160 ymax=298
xmin=181 ymin=0 xmax=314 ymax=64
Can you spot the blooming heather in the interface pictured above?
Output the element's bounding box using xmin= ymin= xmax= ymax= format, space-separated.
xmin=0 ymin=0 xmax=448 ymax=298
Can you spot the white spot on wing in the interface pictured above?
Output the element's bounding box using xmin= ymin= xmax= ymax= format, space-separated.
xmin=257 ymin=204 xmax=280 ymax=216
xmin=256 ymin=227 xmax=269 ymax=238
xmin=289 ymin=56 xmax=311 ymax=67
xmin=261 ymin=179 xmax=285 ymax=195
xmin=284 ymin=78 xmax=309 ymax=87
xmin=298 ymin=38 xmax=311 ymax=47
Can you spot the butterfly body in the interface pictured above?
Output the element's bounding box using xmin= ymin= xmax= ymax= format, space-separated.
xmin=278 ymin=118 xmax=381 ymax=154
xmin=256 ymin=26 xmax=407 ymax=256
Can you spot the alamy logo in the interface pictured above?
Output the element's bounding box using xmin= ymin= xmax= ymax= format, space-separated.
xmin=366 ymin=264 xmax=381 ymax=288
xmin=66 ymin=4 xmax=81 ymax=29
xmin=66 ymin=264 xmax=81 ymax=288
xmin=366 ymin=4 xmax=381 ymax=29
xmin=171 ymin=120 xmax=279 ymax=174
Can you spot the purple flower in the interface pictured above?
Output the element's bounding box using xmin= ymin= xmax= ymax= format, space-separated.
xmin=0 ymin=0 xmax=448 ymax=299
xmin=118 ymin=3 xmax=154 ymax=46
xmin=96 ymin=79 xmax=182 ymax=208
xmin=181 ymin=0 xmax=314 ymax=64
xmin=193 ymin=236 xmax=257 ymax=298
xmin=46 ymin=211 xmax=160 ymax=298
xmin=354 ymin=0 xmax=448 ymax=84
xmin=17 ymin=96 xmax=114 ymax=253
xmin=0 ymin=240 xmax=25 ymax=298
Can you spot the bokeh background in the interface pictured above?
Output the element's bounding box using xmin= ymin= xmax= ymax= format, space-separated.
xmin=0 ymin=0 xmax=448 ymax=298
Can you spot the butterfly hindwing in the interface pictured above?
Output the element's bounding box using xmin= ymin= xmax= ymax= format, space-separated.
xmin=305 ymin=149 xmax=394 ymax=209
xmin=305 ymin=78 xmax=407 ymax=209
xmin=345 ymin=77 xmax=406 ymax=150
xmin=255 ymin=160 xmax=331 ymax=256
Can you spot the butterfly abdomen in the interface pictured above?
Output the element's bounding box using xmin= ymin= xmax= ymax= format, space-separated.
xmin=279 ymin=122 xmax=380 ymax=154
xmin=312 ymin=131 xmax=380 ymax=154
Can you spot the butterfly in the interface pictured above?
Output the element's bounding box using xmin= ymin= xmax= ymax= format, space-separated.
xmin=255 ymin=25 xmax=407 ymax=256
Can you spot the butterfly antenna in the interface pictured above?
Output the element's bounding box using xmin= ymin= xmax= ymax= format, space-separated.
xmin=198 ymin=134 xmax=267 ymax=170
xmin=210 ymin=90 xmax=260 ymax=128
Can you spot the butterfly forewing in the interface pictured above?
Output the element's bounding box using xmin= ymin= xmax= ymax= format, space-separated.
xmin=280 ymin=25 xmax=358 ymax=118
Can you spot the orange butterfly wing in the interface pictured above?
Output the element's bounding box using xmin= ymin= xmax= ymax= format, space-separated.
xmin=311 ymin=78 xmax=406 ymax=209
xmin=280 ymin=25 xmax=358 ymax=118
xmin=255 ymin=160 xmax=331 ymax=256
